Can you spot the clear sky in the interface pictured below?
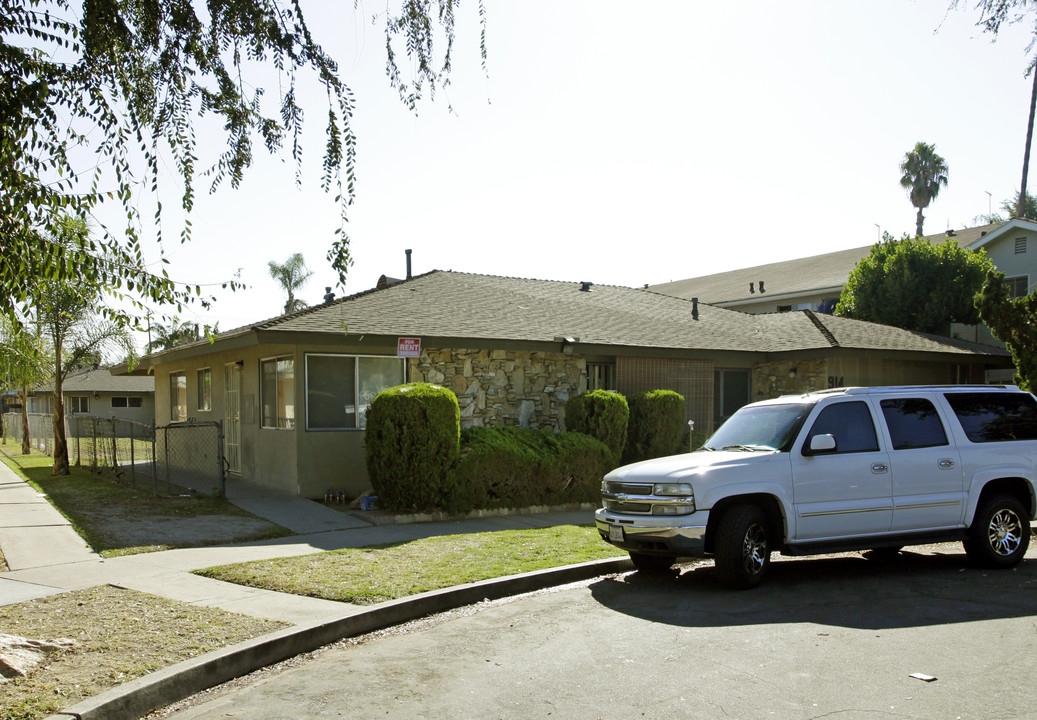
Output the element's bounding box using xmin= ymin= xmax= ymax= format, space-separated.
xmin=108 ymin=1 xmax=1037 ymax=340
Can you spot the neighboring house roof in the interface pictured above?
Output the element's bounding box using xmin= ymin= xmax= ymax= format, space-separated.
xmin=132 ymin=270 xmax=1008 ymax=363
xmin=35 ymin=367 xmax=155 ymax=394
xmin=650 ymin=222 xmax=1005 ymax=307
xmin=967 ymin=217 xmax=1037 ymax=251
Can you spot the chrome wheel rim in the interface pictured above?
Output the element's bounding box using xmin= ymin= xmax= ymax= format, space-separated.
xmin=988 ymin=508 xmax=1023 ymax=557
xmin=742 ymin=523 xmax=768 ymax=575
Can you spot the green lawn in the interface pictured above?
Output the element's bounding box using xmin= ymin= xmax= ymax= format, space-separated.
xmin=197 ymin=524 xmax=626 ymax=604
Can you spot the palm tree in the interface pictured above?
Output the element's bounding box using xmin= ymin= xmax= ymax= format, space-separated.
xmin=268 ymin=253 xmax=313 ymax=315
xmin=146 ymin=319 xmax=200 ymax=353
xmin=899 ymin=142 xmax=949 ymax=237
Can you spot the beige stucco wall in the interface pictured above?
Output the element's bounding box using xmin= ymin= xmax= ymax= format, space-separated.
xmin=151 ymin=342 xmax=304 ymax=495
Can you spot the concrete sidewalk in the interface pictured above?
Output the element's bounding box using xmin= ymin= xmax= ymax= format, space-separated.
xmin=0 ymin=457 xmax=598 ymax=622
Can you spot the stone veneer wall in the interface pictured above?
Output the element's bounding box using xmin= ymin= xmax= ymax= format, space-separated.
xmin=408 ymin=348 xmax=586 ymax=430
xmin=752 ymin=358 xmax=828 ymax=400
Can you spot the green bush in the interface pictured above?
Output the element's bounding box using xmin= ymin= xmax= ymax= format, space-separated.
xmin=447 ymin=427 xmax=612 ymax=513
xmin=564 ymin=390 xmax=629 ymax=464
xmin=624 ymin=390 xmax=686 ymax=464
xmin=364 ymin=383 xmax=460 ymax=512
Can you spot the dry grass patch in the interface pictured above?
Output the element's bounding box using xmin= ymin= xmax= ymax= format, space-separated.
xmin=0 ymin=447 xmax=292 ymax=556
xmin=0 ymin=585 xmax=286 ymax=720
xmin=197 ymin=524 xmax=626 ymax=604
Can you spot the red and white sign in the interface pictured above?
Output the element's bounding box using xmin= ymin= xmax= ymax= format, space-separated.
xmin=397 ymin=337 xmax=421 ymax=357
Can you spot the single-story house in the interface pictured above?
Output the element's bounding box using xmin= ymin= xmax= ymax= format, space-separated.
xmin=115 ymin=270 xmax=1011 ymax=499
xmin=27 ymin=366 xmax=155 ymax=425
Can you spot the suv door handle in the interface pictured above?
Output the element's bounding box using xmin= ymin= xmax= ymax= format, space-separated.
xmin=871 ymin=463 xmax=888 ymax=473
xmin=938 ymin=458 xmax=955 ymax=469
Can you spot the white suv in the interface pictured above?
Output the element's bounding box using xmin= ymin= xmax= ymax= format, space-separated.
xmin=595 ymin=385 xmax=1037 ymax=589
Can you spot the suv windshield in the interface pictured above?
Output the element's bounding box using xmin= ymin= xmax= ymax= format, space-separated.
xmin=703 ymin=402 xmax=813 ymax=452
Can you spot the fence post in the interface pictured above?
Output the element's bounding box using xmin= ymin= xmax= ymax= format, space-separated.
xmin=216 ymin=420 xmax=226 ymax=498
xmin=163 ymin=425 xmax=171 ymax=495
xmin=89 ymin=417 xmax=96 ymax=470
xmin=129 ymin=421 xmax=135 ymax=488
xmin=151 ymin=425 xmax=158 ymax=497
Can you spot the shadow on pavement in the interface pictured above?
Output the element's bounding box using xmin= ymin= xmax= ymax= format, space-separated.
xmin=589 ymin=547 xmax=1037 ymax=631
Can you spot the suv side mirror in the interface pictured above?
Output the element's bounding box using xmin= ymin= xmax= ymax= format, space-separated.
xmin=804 ymin=433 xmax=837 ymax=456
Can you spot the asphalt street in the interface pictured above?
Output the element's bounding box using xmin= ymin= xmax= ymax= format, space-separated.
xmin=151 ymin=544 xmax=1037 ymax=720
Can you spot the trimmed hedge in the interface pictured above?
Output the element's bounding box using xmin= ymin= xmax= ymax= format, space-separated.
xmin=364 ymin=383 xmax=460 ymax=512
xmin=623 ymin=390 xmax=686 ymax=464
xmin=447 ymin=427 xmax=612 ymax=513
xmin=564 ymin=390 xmax=629 ymax=464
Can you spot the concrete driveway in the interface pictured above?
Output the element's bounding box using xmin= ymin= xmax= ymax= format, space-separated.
xmin=152 ymin=544 xmax=1037 ymax=720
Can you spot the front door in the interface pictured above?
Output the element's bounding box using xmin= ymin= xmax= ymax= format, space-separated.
xmin=224 ymin=362 xmax=241 ymax=474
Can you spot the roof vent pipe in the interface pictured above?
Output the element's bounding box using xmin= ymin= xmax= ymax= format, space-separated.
xmin=405 ymin=249 xmax=412 ymax=279
xmin=323 ymin=287 xmax=335 ymax=303
xmin=580 ymin=281 xmax=593 ymax=292
xmin=692 ymin=297 xmax=699 ymax=321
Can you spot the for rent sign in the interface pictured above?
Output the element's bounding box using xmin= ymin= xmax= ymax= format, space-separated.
xmin=397 ymin=337 xmax=421 ymax=357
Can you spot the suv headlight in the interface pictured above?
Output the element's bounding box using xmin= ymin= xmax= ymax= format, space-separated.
xmin=653 ymin=482 xmax=693 ymax=497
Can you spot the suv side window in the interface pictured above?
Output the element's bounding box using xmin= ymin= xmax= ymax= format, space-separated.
xmin=804 ymin=401 xmax=879 ymax=454
xmin=880 ymin=398 xmax=948 ymax=450
xmin=944 ymin=392 xmax=1037 ymax=443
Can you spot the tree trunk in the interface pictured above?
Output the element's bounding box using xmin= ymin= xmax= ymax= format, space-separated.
xmin=20 ymin=384 xmax=30 ymax=455
xmin=915 ymin=207 xmax=925 ymax=237
xmin=1019 ymin=65 xmax=1037 ymax=219
xmin=51 ymin=345 xmax=69 ymax=475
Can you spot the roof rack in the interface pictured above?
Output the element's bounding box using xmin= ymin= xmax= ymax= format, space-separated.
xmin=839 ymin=385 xmax=1016 ymax=395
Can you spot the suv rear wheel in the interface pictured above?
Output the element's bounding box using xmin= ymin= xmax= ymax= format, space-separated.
xmin=715 ymin=504 xmax=771 ymax=589
xmin=964 ymin=494 xmax=1030 ymax=568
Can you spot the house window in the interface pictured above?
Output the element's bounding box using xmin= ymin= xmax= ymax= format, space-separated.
xmin=111 ymin=396 xmax=144 ymax=409
xmin=261 ymin=356 xmax=295 ymax=429
xmin=169 ymin=371 xmax=187 ymax=422
xmin=197 ymin=368 xmax=212 ymax=412
xmin=1007 ymin=275 xmax=1029 ymax=298
xmin=67 ymin=396 xmax=89 ymax=414
xmin=1015 ymin=237 xmax=1027 ymax=254
xmin=586 ymin=362 xmax=616 ymax=391
xmin=714 ymin=369 xmax=750 ymax=424
xmin=305 ymin=354 xmax=406 ymax=430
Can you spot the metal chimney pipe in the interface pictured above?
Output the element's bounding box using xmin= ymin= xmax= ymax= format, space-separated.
xmin=405 ymin=248 xmax=412 ymax=279
xmin=692 ymin=297 xmax=699 ymax=321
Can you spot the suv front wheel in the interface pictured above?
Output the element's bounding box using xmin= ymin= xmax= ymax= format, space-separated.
xmin=715 ymin=504 xmax=771 ymax=589
xmin=964 ymin=494 xmax=1030 ymax=568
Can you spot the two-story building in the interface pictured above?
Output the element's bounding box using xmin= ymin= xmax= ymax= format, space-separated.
xmin=649 ymin=219 xmax=1036 ymax=383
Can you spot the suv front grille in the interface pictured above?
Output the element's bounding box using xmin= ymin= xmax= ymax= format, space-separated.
xmin=606 ymin=482 xmax=654 ymax=495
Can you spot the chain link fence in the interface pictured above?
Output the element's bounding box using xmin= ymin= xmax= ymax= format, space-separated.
xmin=2 ymin=413 xmax=225 ymax=498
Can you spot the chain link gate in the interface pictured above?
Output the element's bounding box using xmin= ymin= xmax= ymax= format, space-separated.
xmin=154 ymin=421 xmax=226 ymax=497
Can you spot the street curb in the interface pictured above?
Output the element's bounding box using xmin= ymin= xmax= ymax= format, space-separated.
xmin=44 ymin=555 xmax=633 ymax=720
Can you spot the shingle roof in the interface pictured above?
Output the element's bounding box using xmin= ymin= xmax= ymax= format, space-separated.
xmin=240 ymin=270 xmax=1004 ymax=358
xmin=36 ymin=367 xmax=155 ymax=394
xmin=650 ymin=222 xmax=1005 ymax=305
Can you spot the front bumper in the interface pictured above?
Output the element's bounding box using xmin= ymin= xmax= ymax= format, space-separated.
xmin=595 ymin=507 xmax=709 ymax=557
